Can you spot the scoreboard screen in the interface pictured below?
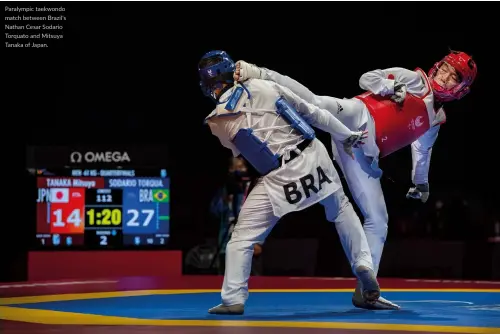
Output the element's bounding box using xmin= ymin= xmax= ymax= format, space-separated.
xmin=35 ymin=168 xmax=170 ymax=249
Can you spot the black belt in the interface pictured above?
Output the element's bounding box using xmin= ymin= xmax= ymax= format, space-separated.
xmin=279 ymin=138 xmax=313 ymax=167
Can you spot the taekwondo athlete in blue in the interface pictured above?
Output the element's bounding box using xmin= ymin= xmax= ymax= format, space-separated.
xmin=199 ymin=50 xmax=381 ymax=315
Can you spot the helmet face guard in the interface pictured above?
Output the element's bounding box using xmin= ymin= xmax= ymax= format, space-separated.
xmin=198 ymin=50 xmax=235 ymax=101
xmin=428 ymin=50 xmax=477 ymax=102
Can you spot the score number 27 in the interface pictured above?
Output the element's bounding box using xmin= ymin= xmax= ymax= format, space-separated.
xmin=126 ymin=209 xmax=155 ymax=227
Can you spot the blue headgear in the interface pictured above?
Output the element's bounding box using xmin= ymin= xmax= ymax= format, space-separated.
xmin=198 ymin=50 xmax=235 ymax=101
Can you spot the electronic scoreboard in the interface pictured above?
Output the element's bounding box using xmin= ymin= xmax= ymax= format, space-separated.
xmin=35 ymin=168 xmax=170 ymax=248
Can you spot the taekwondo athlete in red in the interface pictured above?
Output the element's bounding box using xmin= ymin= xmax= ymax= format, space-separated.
xmin=199 ymin=50 xmax=381 ymax=315
xmin=234 ymin=50 xmax=478 ymax=311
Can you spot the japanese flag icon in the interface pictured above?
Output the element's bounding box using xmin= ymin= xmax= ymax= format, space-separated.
xmin=50 ymin=188 xmax=69 ymax=203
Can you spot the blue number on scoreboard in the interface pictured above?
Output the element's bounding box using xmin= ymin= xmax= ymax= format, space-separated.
xmin=122 ymin=188 xmax=159 ymax=234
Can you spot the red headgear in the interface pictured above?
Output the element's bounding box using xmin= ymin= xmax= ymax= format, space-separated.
xmin=428 ymin=50 xmax=477 ymax=102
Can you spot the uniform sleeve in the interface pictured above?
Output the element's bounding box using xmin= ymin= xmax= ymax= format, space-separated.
xmin=269 ymin=81 xmax=354 ymax=141
xmin=359 ymin=67 xmax=422 ymax=96
xmin=207 ymin=120 xmax=241 ymax=157
xmin=411 ymin=125 xmax=440 ymax=185
xmin=261 ymin=67 xmax=343 ymax=115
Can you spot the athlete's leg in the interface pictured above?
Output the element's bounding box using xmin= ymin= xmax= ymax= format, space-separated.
xmin=320 ymin=188 xmax=380 ymax=303
xmin=331 ymin=121 xmax=399 ymax=310
xmin=210 ymin=178 xmax=278 ymax=314
xmin=331 ymin=119 xmax=388 ymax=275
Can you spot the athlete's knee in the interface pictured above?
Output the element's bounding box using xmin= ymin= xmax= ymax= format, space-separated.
xmin=322 ymin=190 xmax=353 ymax=222
xmin=226 ymin=237 xmax=255 ymax=255
xmin=364 ymin=204 xmax=388 ymax=236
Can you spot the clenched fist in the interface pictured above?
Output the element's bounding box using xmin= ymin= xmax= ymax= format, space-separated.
xmin=391 ymin=82 xmax=407 ymax=104
xmin=234 ymin=60 xmax=263 ymax=82
xmin=406 ymin=183 xmax=429 ymax=203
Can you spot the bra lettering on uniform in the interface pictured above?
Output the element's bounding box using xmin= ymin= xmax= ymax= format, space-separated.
xmin=283 ymin=166 xmax=332 ymax=204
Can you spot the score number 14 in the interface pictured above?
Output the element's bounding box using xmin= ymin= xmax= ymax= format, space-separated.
xmin=126 ymin=209 xmax=155 ymax=227
xmin=50 ymin=207 xmax=84 ymax=234
xmin=53 ymin=208 xmax=81 ymax=227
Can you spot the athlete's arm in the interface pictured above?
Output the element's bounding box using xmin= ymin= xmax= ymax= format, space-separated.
xmin=359 ymin=67 xmax=422 ymax=96
xmin=411 ymin=125 xmax=440 ymax=185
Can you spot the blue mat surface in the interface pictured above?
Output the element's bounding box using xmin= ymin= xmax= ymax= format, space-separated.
xmin=8 ymin=291 xmax=500 ymax=328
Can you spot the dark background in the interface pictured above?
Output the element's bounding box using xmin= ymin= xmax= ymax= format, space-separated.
xmin=6 ymin=2 xmax=499 ymax=281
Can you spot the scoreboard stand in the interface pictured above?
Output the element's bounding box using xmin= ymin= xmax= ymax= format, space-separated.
xmin=30 ymin=167 xmax=180 ymax=281
xmin=28 ymin=250 xmax=182 ymax=280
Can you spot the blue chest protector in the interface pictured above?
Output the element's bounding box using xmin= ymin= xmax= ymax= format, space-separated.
xmin=230 ymin=90 xmax=316 ymax=175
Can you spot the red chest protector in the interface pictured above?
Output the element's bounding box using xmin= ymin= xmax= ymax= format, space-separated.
xmin=354 ymin=69 xmax=437 ymax=158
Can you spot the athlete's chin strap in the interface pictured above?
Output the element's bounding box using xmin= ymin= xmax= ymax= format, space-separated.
xmin=216 ymin=84 xmax=235 ymax=103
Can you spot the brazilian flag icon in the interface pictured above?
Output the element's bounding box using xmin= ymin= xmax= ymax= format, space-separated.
xmin=152 ymin=189 xmax=169 ymax=203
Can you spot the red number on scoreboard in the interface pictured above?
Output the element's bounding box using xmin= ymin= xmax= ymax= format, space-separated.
xmin=49 ymin=188 xmax=85 ymax=234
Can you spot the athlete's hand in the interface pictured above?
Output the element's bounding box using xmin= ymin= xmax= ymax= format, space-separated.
xmin=234 ymin=60 xmax=263 ymax=82
xmin=391 ymin=82 xmax=407 ymax=104
xmin=406 ymin=183 xmax=429 ymax=203
xmin=342 ymin=130 xmax=368 ymax=159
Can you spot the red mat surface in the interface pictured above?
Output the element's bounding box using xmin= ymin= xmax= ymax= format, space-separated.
xmin=0 ymin=321 xmax=438 ymax=334
xmin=1 ymin=275 xmax=499 ymax=298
